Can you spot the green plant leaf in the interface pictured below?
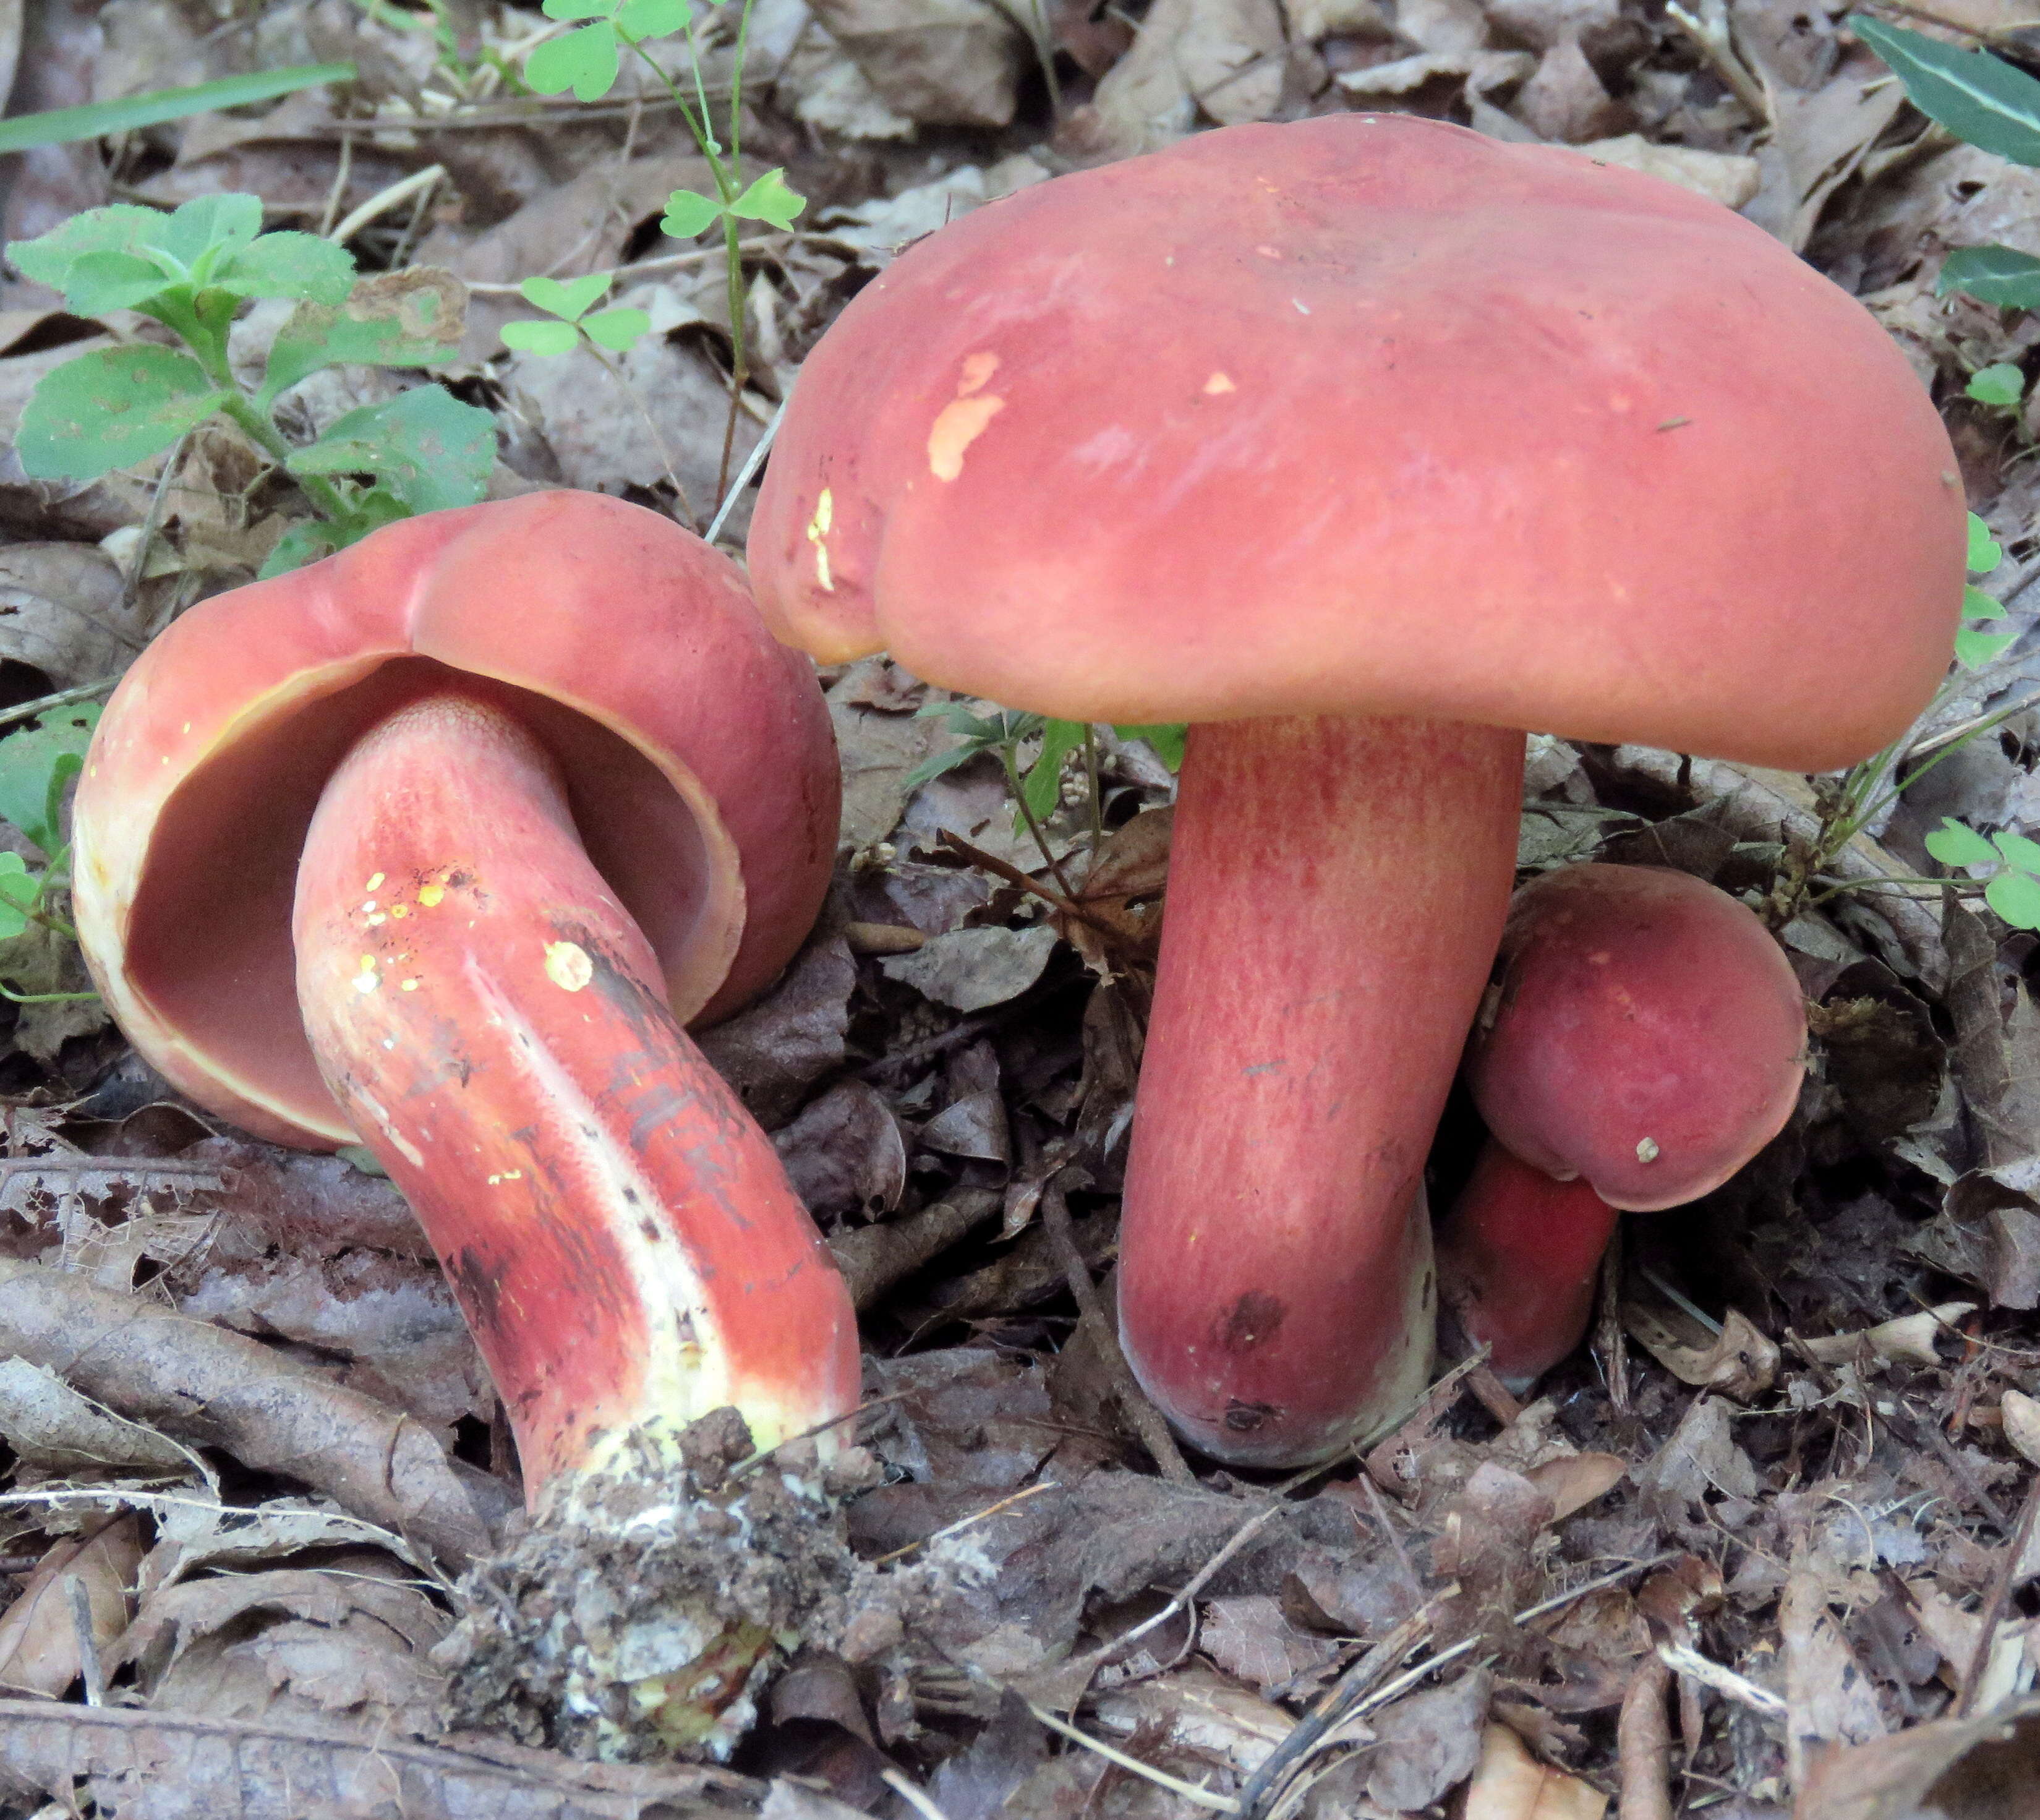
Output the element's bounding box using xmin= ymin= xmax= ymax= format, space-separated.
xmin=1939 ymin=244 xmax=2040 ymax=307
xmin=1114 ymin=723 xmax=1187 ymax=769
xmin=1956 ymin=626 xmax=2018 ymax=668
xmin=0 ymin=860 xmax=30 ymax=942
xmin=217 ymin=229 xmax=356 ymax=302
xmin=15 ymin=345 xmax=226 ymax=479
xmin=1995 ymin=829 xmax=2040 ymax=874
xmin=7 ymin=204 xmax=174 ymax=306
xmin=156 ymin=193 xmax=264 ymax=271
xmin=260 ymin=518 xmax=346 ymax=578
xmin=287 ymin=384 xmax=496 ymax=515
xmin=1969 ymin=362 xmax=2026 ymax=406
xmin=727 ymin=168 xmax=805 ymax=229
xmin=258 ymin=268 xmax=466 ymax=406
xmin=500 ymin=317 xmax=584 ymax=354
xmin=579 ymin=305 xmax=651 ymax=350
xmin=1965 ymin=583 xmax=2007 ymax=620
xmin=1926 ymin=816 xmax=2002 ymax=868
xmin=621 ymin=0 xmax=690 ymax=36
xmin=1988 ymin=867 xmax=2040 ymax=926
xmin=526 ymin=21 xmax=621 ymax=100
xmin=1022 ymin=719 xmax=1084 ymax=822
xmin=660 ymin=188 xmax=723 ymax=238
xmin=0 ymin=64 xmax=355 ymax=156
xmin=1970 ymin=512 xmax=2003 ymax=573
xmin=520 ymin=272 xmax=612 ymax=320
xmin=0 ymin=704 xmax=98 ymax=857
xmin=1851 ymin=15 xmax=2040 ymax=165
xmin=544 ymin=0 xmax=616 ymax=17
xmin=58 ymin=250 xmax=175 ymax=315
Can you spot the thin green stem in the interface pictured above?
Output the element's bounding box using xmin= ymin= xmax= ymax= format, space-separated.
xmin=0 ymin=981 xmax=97 ymax=1004
xmin=1001 ymin=745 xmax=1077 ymax=898
xmin=215 ymin=394 xmax=351 ymax=521
xmin=1082 ymin=725 xmax=1104 ymax=851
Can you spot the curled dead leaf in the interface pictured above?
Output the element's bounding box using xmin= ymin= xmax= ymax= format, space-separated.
xmin=1623 ymin=1297 xmax=1778 ymax=1400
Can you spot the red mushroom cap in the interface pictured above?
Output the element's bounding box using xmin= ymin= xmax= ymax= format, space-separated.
xmin=72 ymin=492 xmax=837 ymax=1148
xmin=1467 ymin=862 xmax=1808 ymax=1211
xmin=749 ymin=114 xmax=1961 ymax=766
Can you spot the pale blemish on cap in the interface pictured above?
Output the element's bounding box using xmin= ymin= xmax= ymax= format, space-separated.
xmin=957 ymin=351 xmax=1000 ymax=395
xmin=401 ymin=978 xmax=420 ymax=991
xmin=545 ymin=941 xmax=593 ymax=991
xmin=806 ymin=489 xmax=835 ymax=594
xmin=1255 ymin=245 xmax=1282 ymax=260
xmin=929 ymin=396 xmax=1004 ymax=482
xmin=1203 ymin=372 xmax=1236 ymax=396
xmin=1292 ymin=299 xmax=1311 ymax=316
xmin=417 ymin=883 xmax=445 ymax=908
xmin=365 ymin=873 xmax=385 ymax=892
xmin=1636 ymin=1137 xmax=1660 ymax=1163
xmin=354 ymin=955 xmax=380 ymax=994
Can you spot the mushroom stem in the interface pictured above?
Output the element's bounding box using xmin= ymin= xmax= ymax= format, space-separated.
xmin=292 ymin=689 xmax=860 ymax=1507
xmin=1434 ymin=1138 xmax=1618 ymax=1391
xmin=1116 ymin=714 xmax=1522 ymax=1466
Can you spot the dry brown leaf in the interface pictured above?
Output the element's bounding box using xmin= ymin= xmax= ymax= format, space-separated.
xmin=0 ymin=1516 xmax=140 ymax=1698
xmin=698 ymin=931 xmax=857 ymax=1127
xmin=776 ymin=1079 xmax=908 ymax=1218
xmin=1462 ymin=1718 xmax=1608 ymax=1819
xmin=805 ymin=0 xmax=1029 ymax=126
xmin=1798 ymin=1304 xmax=1971 ymax=1371
xmin=1624 ymin=1300 xmax=1778 ymax=1399
xmin=1783 ymin=1552 xmax=1887 ymax=1788
xmin=881 ymin=925 xmax=1059 ymax=1012
xmin=830 ymin=1188 xmax=1002 ymax=1310
xmin=1198 ymin=1594 xmax=1340 ymax=1693
xmin=1077 ymin=0 xmax=1287 ymax=157
xmin=1796 ymin=1694 xmax=2040 ymax=1818
xmin=0 ymin=1695 xmax=759 ymax=1819
xmin=1367 ymin=1667 xmax=1491 ymax=1809
xmin=0 ymin=1257 xmax=508 ymax=1568
xmin=1522 ymin=1451 xmax=1626 ymax=1523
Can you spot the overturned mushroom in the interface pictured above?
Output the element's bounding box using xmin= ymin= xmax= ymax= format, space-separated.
xmin=72 ymin=490 xmax=860 ymax=1751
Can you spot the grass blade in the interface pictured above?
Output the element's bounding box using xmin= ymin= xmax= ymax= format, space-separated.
xmin=0 ymin=63 xmax=356 ymax=155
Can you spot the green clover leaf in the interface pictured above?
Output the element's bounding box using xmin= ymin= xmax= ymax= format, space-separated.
xmin=728 ymin=169 xmax=805 ymax=229
xmin=521 ymin=272 xmax=613 ymax=320
xmin=527 ymin=21 xmax=621 ymax=100
xmin=1987 ymin=868 xmax=2040 ymax=928
xmin=1926 ymin=817 xmax=2000 ymax=869
xmin=1968 ymin=362 xmax=2025 ymax=407
xmin=1969 ymin=513 xmax=2003 ymax=575
xmin=579 ymin=306 xmax=651 ymax=351
xmin=660 ymin=188 xmax=722 ymax=239
xmin=500 ymin=317 xmax=584 ymax=356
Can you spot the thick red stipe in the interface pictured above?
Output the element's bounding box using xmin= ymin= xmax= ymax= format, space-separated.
xmin=294 ymin=692 xmax=858 ymax=1495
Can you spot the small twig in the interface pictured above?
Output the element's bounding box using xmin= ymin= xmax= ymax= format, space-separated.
xmin=64 ymin=1574 xmax=103 ymax=1706
xmin=1026 ymin=1703 xmax=1242 ymax=1812
xmin=1596 ymin=1221 xmax=1631 ymax=1416
xmin=703 ymin=393 xmax=787 ymax=544
xmin=1099 ymin=1502 xmax=1285 ymax=1659
xmin=1041 ymin=1171 xmax=1195 ymax=1488
xmin=934 ymin=831 xmax=1124 ymax=941
xmin=1958 ymin=1466 xmax=2040 ymax=1716
xmin=327 ymin=163 xmax=446 ymax=245
xmin=1665 ymin=0 xmax=1769 ymax=121
xmin=1359 ymin=1472 xmax=1423 ymax=1606
xmin=1655 ymin=1641 xmax=1786 ymax=1717
xmin=874 ymin=1481 xmax=1059 ymax=1566
xmin=1618 ymin=1655 xmax=1675 ymax=1820
xmin=0 ymin=677 xmax=119 ymax=736
xmin=883 ymin=1769 xmax=957 ymax=1820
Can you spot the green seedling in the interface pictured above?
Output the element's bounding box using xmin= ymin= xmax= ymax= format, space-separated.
xmin=1968 ymin=362 xmax=2028 ymax=411
xmin=1773 ymin=514 xmax=2028 ymax=926
xmin=908 ymin=704 xmax=1185 ymax=880
xmin=1855 ymin=18 xmax=2040 ymax=312
xmin=0 ymin=706 xmax=101 ymax=1001
xmin=500 ymin=273 xmax=652 ymax=356
xmin=1923 ymin=816 xmax=2040 ymax=928
xmin=6 ymin=194 xmax=496 ymax=578
xmin=523 ymin=0 xmax=804 ymax=502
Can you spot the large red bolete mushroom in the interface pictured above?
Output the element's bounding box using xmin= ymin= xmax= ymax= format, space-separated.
xmin=1437 ymin=862 xmax=1809 ymax=1386
xmin=72 ymin=490 xmax=859 ymax=1501
xmin=746 ymin=114 xmax=1963 ymax=1465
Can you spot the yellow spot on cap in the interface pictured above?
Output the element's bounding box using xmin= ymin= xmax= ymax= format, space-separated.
xmin=545 ymin=941 xmax=593 ymax=991
xmin=366 ymin=913 xmax=386 ymax=927
xmin=417 ymin=884 xmax=445 ymax=908
xmin=391 ymin=904 xmax=409 ymax=919
xmin=928 ymin=396 xmax=1003 ymax=482
xmin=806 ymin=489 xmax=835 ymax=594
xmin=957 ymin=351 xmax=1000 ymax=396
xmin=1203 ymin=372 xmax=1236 ymax=395
xmin=1636 ymin=1137 xmax=1660 ymax=1163
xmin=365 ymin=873 xmax=385 ymax=892
xmin=401 ymin=978 xmax=420 ymax=991
xmin=1255 ymin=244 xmax=1281 ymax=260
xmin=181 ymin=722 xmax=191 ymax=735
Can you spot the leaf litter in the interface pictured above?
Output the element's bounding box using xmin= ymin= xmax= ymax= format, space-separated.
xmin=0 ymin=0 xmax=2034 ymax=1814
